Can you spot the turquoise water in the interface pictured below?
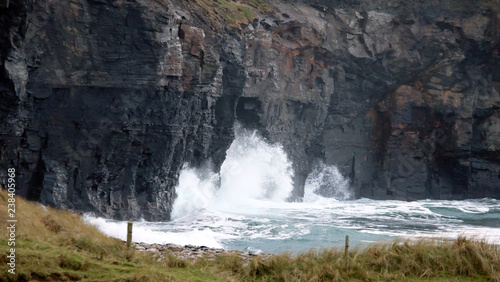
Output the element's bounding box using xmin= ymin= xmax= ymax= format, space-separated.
xmin=86 ymin=197 xmax=500 ymax=254
xmin=85 ymin=128 xmax=500 ymax=254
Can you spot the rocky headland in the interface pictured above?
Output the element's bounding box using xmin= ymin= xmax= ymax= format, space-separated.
xmin=0 ymin=0 xmax=499 ymax=220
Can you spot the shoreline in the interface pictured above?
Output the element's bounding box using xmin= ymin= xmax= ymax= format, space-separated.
xmin=131 ymin=242 xmax=270 ymax=262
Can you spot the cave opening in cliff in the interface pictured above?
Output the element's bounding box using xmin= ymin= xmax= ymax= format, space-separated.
xmin=235 ymin=97 xmax=263 ymax=130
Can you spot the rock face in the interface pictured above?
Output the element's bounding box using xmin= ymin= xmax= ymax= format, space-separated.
xmin=1 ymin=0 xmax=499 ymax=220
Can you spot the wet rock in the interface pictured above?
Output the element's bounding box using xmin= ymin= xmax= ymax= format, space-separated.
xmin=132 ymin=242 xmax=261 ymax=263
xmin=0 ymin=0 xmax=499 ymax=222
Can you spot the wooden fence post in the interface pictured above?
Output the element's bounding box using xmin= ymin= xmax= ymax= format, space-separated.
xmin=345 ymin=235 xmax=349 ymax=269
xmin=127 ymin=221 xmax=133 ymax=247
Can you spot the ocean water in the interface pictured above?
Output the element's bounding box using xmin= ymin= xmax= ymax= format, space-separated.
xmin=85 ymin=127 xmax=500 ymax=254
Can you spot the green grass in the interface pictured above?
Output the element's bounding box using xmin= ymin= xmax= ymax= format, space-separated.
xmin=0 ymin=189 xmax=499 ymax=281
xmin=195 ymin=239 xmax=499 ymax=281
xmin=0 ymin=238 xmax=221 ymax=281
xmin=241 ymin=0 xmax=274 ymax=14
xmin=0 ymin=189 xmax=221 ymax=281
xmin=191 ymin=0 xmax=274 ymax=31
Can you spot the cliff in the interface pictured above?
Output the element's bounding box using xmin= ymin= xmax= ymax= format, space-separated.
xmin=1 ymin=0 xmax=499 ymax=220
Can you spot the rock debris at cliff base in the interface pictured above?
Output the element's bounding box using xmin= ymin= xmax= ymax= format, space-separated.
xmin=132 ymin=242 xmax=269 ymax=262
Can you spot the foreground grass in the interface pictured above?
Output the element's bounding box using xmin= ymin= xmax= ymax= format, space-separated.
xmin=0 ymin=189 xmax=499 ymax=281
xmin=196 ymin=237 xmax=499 ymax=281
xmin=0 ymin=190 xmax=219 ymax=281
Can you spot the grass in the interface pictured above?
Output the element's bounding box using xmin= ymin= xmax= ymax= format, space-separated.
xmin=0 ymin=188 xmax=499 ymax=281
xmin=196 ymin=239 xmax=499 ymax=281
xmin=0 ymin=189 xmax=220 ymax=281
xmin=190 ymin=0 xmax=274 ymax=31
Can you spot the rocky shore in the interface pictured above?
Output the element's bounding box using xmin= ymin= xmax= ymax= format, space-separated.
xmin=131 ymin=242 xmax=269 ymax=262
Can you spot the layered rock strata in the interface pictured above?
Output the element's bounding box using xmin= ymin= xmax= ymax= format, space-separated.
xmin=0 ymin=0 xmax=499 ymax=220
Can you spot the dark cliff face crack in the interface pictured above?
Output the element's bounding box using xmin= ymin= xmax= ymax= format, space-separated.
xmin=359 ymin=11 xmax=368 ymax=30
xmin=209 ymin=60 xmax=246 ymax=170
xmin=235 ymin=97 xmax=263 ymax=131
xmin=199 ymin=49 xmax=205 ymax=69
xmin=178 ymin=23 xmax=185 ymax=40
xmin=0 ymin=0 xmax=25 ymax=122
xmin=357 ymin=34 xmax=373 ymax=58
xmin=199 ymin=49 xmax=205 ymax=83
xmin=72 ymin=167 xmax=79 ymax=195
xmin=27 ymin=152 xmax=45 ymax=201
xmin=372 ymin=111 xmax=392 ymax=165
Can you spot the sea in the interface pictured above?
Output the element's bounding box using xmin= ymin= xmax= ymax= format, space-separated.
xmin=85 ymin=127 xmax=500 ymax=254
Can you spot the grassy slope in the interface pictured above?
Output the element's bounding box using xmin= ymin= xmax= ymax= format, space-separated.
xmin=187 ymin=0 xmax=274 ymax=31
xmin=0 ymin=189 xmax=499 ymax=281
xmin=0 ymin=190 xmax=220 ymax=281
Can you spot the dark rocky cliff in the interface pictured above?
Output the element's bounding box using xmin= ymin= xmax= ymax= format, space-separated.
xmin=1 ymin=0 xmax=499 ymax=220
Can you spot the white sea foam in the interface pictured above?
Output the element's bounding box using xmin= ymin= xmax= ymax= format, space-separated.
xmin=171 ymin=126 xmax=295 ymax=215
xmin=171 ymin=166 xmax=217 ymax=219
xmin=83 ymin=214 xmax=228 ymax=248
xmin=304 ymin=162 xmax=351 ymax=201
xmin=214 ymin=128 xmax=294 ymax=210
xmin=83 ymin=126 xmax=500 ymax=253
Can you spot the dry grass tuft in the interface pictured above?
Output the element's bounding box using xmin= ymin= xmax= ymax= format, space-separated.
xmin=198 ymin=236 xmax=499 ymax=281
xmin=0 ymin=189 xmax=220 ymax=281
xmin=189 ymin=0 xmax=275 ymax=31
xmin=41 ymin=215 xmax=63 ymax=233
